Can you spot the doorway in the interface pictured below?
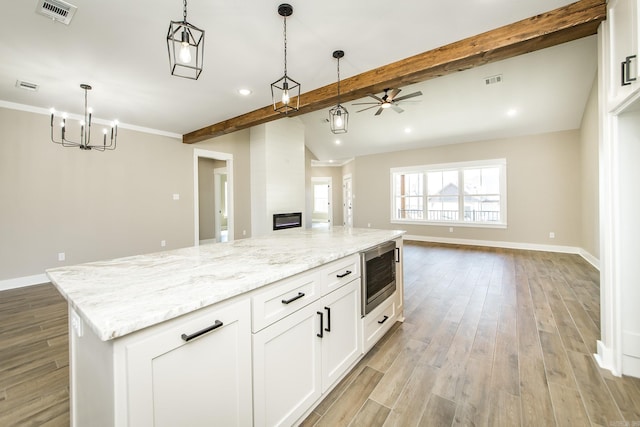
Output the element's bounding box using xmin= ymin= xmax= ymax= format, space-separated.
xmin=343 ymin=174 xmax=353 ymax=227
xmin=311 ymin=177 xmax=332 ymax=228
xmin=193 ymin=148 xmax=234 ymax=245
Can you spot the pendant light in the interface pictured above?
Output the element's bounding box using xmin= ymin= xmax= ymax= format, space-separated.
xmin=50 ymin=84 xmax=118 ymax=151
xmin=329 ymin=50 xmax=348 ymax=134
xmin=271 ymin=4 xmax=300 ymax=114
xmin=167 ymin=0 xmax=204 ymax=80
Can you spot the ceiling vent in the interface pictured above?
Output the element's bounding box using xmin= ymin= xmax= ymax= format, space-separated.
xmin=484 ymin=74 xmax=503 ymax=85
xmin=15 ymin=80 xmax=39 ymax=92
xmin=35 ymin=0 xmax=77 ymax=25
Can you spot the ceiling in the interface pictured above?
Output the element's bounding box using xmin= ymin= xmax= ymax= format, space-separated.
xmin=0 ymin=0 xmax=596 ymax=162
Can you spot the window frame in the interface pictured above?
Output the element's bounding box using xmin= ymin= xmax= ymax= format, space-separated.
xmin=390 ymin=159 xmax=507 ymax=229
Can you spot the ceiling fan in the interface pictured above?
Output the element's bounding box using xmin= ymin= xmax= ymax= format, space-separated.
xmin=353 ymin=88 xmax=423 ymax=116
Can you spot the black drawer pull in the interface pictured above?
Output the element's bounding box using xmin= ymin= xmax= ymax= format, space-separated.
xmin=317 ymin=312 xmax=324 ymax=338
xmin=622 ymin=55 xmax=637 ymax=86
xmin=325 ymin=307 xmax=331 ymax=332
xmin=378 ymin=315 xmax=389 ymax=325
xmin=181 ymin=320 xmax=223 ymax=342
xmin=336 ymin=270 xmax=352 ymax=278
xmin=282 ymin=292 xmax=305 ymax=304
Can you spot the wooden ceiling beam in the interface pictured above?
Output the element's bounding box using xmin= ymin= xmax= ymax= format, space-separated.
xmin=183 ymin=0 xmax=606 ymax=144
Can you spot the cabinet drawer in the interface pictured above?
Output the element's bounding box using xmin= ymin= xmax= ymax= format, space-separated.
xmin=362 ymin=294 xmax=396 ymax=352
xmin=323 ymin=254 xmax=360 ymax=294
xmin=252 ymin=270 xmax=321 ymax=332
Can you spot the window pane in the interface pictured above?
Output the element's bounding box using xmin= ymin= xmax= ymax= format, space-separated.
xmin=394 ymin=173 xmax=424 ymax=219
xmin=464 ymin=167 xmax=500 ymax=195
xmin=427 ymin=170 xmax=458 ymax=196
xmin=427 ymin=170 xmax=458 ymax=221
xmin=463 ymin=195 xmax=500 ymax=222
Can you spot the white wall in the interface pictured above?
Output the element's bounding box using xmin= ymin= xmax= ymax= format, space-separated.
xmin=250 ymin=118 xmax=306 ymax=236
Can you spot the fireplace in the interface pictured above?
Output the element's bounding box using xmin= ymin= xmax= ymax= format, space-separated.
xmin=273 ymin=212 xmax=302 ymax=230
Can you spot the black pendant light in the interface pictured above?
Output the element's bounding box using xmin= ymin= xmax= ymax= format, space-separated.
xmin=271 ymin=4 xmax=300 ymax=114
xmin=329 ymin=50 xmax=348 ymax=134
xmin=167 ymin=0 xmax=204 ymax=80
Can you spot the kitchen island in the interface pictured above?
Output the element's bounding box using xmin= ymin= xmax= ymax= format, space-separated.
xmin=47 ymin=227 xmax=404 ymax=426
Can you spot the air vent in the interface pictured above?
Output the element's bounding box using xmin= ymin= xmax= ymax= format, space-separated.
xmin=484 ymin=74 xmax=503 ymax=85
xmin=35 ymin=0 xmax=77 ymax=25
xmin=15 ymin=80 xmax=39 ymax=92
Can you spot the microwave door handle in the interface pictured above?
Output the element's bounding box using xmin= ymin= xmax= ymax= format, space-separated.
xmin=395 ymin=247 xmax=400 ymax=263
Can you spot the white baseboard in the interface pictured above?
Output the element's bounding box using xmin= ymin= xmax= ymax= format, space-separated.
xmin=595 ymin=340 xmax=620 ymax=376
xmin=404 ymin=234 xmax=600 ymax=270
xmin=0 ymin=274 xmax=49 ymax=291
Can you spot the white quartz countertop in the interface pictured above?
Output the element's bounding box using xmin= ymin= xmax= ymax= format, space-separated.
xmin=47 ymin=227 xmax=404 ymax=341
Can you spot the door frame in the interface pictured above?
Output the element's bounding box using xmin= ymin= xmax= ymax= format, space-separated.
xmin=311 ymin=176 xmax=332 ymax=226
xmin=193 ymin=148 xmax=234 ymax=246
xmin=343 ymin=174 xmax=353 ymax=227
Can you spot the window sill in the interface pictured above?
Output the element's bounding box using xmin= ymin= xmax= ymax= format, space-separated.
xmin=390 ymin=219 xmax=507 ymax=229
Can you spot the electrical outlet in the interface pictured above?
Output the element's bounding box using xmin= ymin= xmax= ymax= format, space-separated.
xmin=367 ymin=223 xmax=371 ymax=228
xmin=549 ymin=232 xmax=555 ymax=239
xmin=161 ymin=240 xmax=166 ymax=247
xmin=172 ymin=194 xmax=180 ymax=200
xmin=58 ymin=252 xmax=65 ymax=261
xmin=242 ymin=230 xmax=247 ymax=236
xmin=449 ymin=227 xmax=453 ymax=233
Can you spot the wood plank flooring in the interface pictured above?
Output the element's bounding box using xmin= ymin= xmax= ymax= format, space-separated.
xmin=2 ymin=242 xmax=640 ymax=426
xmin=0 ymin=284 xmax=69 ymax=426
xmin=303 ymin=241 xmax=640 ymax=427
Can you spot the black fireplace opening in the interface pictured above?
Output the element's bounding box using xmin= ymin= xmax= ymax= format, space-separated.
xmin=273 ymin=212 xmax=302 ymax=230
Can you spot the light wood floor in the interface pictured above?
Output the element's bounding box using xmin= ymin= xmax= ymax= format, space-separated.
xmin=302 ymin=241 xmax=640 ymax=427
xmin=2 ymin=242 xmax=640 ymax=426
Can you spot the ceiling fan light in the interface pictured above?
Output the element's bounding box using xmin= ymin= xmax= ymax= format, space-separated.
xmin=381 ymin=103 xmax=391 ymax=109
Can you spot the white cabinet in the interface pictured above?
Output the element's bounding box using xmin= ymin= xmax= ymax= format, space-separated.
xmin=252 ymin=278 xmax=362 ymax=427
xmin=124 ymin=298 xmax=252 ymax=426
xmin=607 ymin=0 xmax=640 ymax=107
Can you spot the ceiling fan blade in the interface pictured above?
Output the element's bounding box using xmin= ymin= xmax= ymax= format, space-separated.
xmin=374 ymin=107 xmax=384 ymax=116
xmin=367 ymin=94 xmax=384 ymax=102
xmin=393 ymin=91 xmax=423 ymax=102
xmin=356 ymin=105 xmax=381 ymax=113
xmin=352 ymin=102 xmax=381 ymax=106
xmin=388 ymin=88 xmax=401 ymax=101
xmin=391 ymin=105 xmax=404 ymax=113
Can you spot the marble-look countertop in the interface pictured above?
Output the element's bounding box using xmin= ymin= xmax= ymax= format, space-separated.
xmin=47 ymin=227 xmax=404 ymax=341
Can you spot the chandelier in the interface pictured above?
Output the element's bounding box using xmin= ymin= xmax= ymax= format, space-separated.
xmin=50 ymin=84 xmax=118 ymax=151
xmin=167 ymin=0 xmax=204 ymax=80
xmin=271 ymin=4 xmax=300 ymax=114
xmin=329 ymin=50 xmax=348 ymax=134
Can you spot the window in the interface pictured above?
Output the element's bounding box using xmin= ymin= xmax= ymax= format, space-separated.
xmin=391 ymin=159 xmax=507 ymax=227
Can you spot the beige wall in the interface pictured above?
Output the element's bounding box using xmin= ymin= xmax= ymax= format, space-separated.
xmin=0 ymin=107 xmax=194 ymax=281
xmin=580 ymin=79 xmax=600 ymax=258
xmin=351 ymin=130 xmax=584 ymax=247
xmin=195 ymin=129 xmax=253 ymax=240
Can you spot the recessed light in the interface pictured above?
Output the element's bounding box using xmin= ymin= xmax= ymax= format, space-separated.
xmin=335 ymin=139 xmax=341 ymax=145
xmin=404 ymin=127 xmax=412 ymax=134
xmin=506 ymin=108 xmax=518 ymax=117
xmin=238 ymin=88 xmax=252 ymax=96
xmin=329 ymin=160 xmax=334 ymax=163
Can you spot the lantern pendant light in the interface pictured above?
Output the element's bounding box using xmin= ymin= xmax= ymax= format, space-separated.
xmin=271 ymin=4 xmax=300 ymax=114
xmin=167 ymin=0 xmax=205 ymax=80
xmin=329 ymin=50 xmax=348 ymax=134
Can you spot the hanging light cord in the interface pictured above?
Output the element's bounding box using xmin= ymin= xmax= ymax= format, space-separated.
xmin=283 ymin=15 xmax=288 ymax=78
xmin=336 ymin=55 xmax=341 ymax=106
xmin=183 ymin=0 xmax=188 ymax=22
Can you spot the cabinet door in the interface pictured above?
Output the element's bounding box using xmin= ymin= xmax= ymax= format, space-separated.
xmin=126 ymin=299 xmax=252 ymax=427
xmin=321 ymin=279 xmax=362 ymax=392
xmin=608 ymin=0 xmax=639 ymax=106
xmin=253 ymin=302 xmax=322 ymax=427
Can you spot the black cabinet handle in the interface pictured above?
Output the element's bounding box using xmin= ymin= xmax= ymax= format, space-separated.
xmin=181 ymin=320 xmax=223 ymax=342
xmin=317 ymin=312 xmax=324 ymax=338
xmin=325 ymin=307 xmax=331 ymax=332
xmin=378 ymin=315 xmax=389 ymax=325
xmin=282 ymin=292 xmax=305 ymax=304
xmin=395 ymin=247 xmax=400 ymax=263
xmin=336 ymin=270 xmax=352 ymax=278
xmin=622 ymin=55 xmax=637 ymax=86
